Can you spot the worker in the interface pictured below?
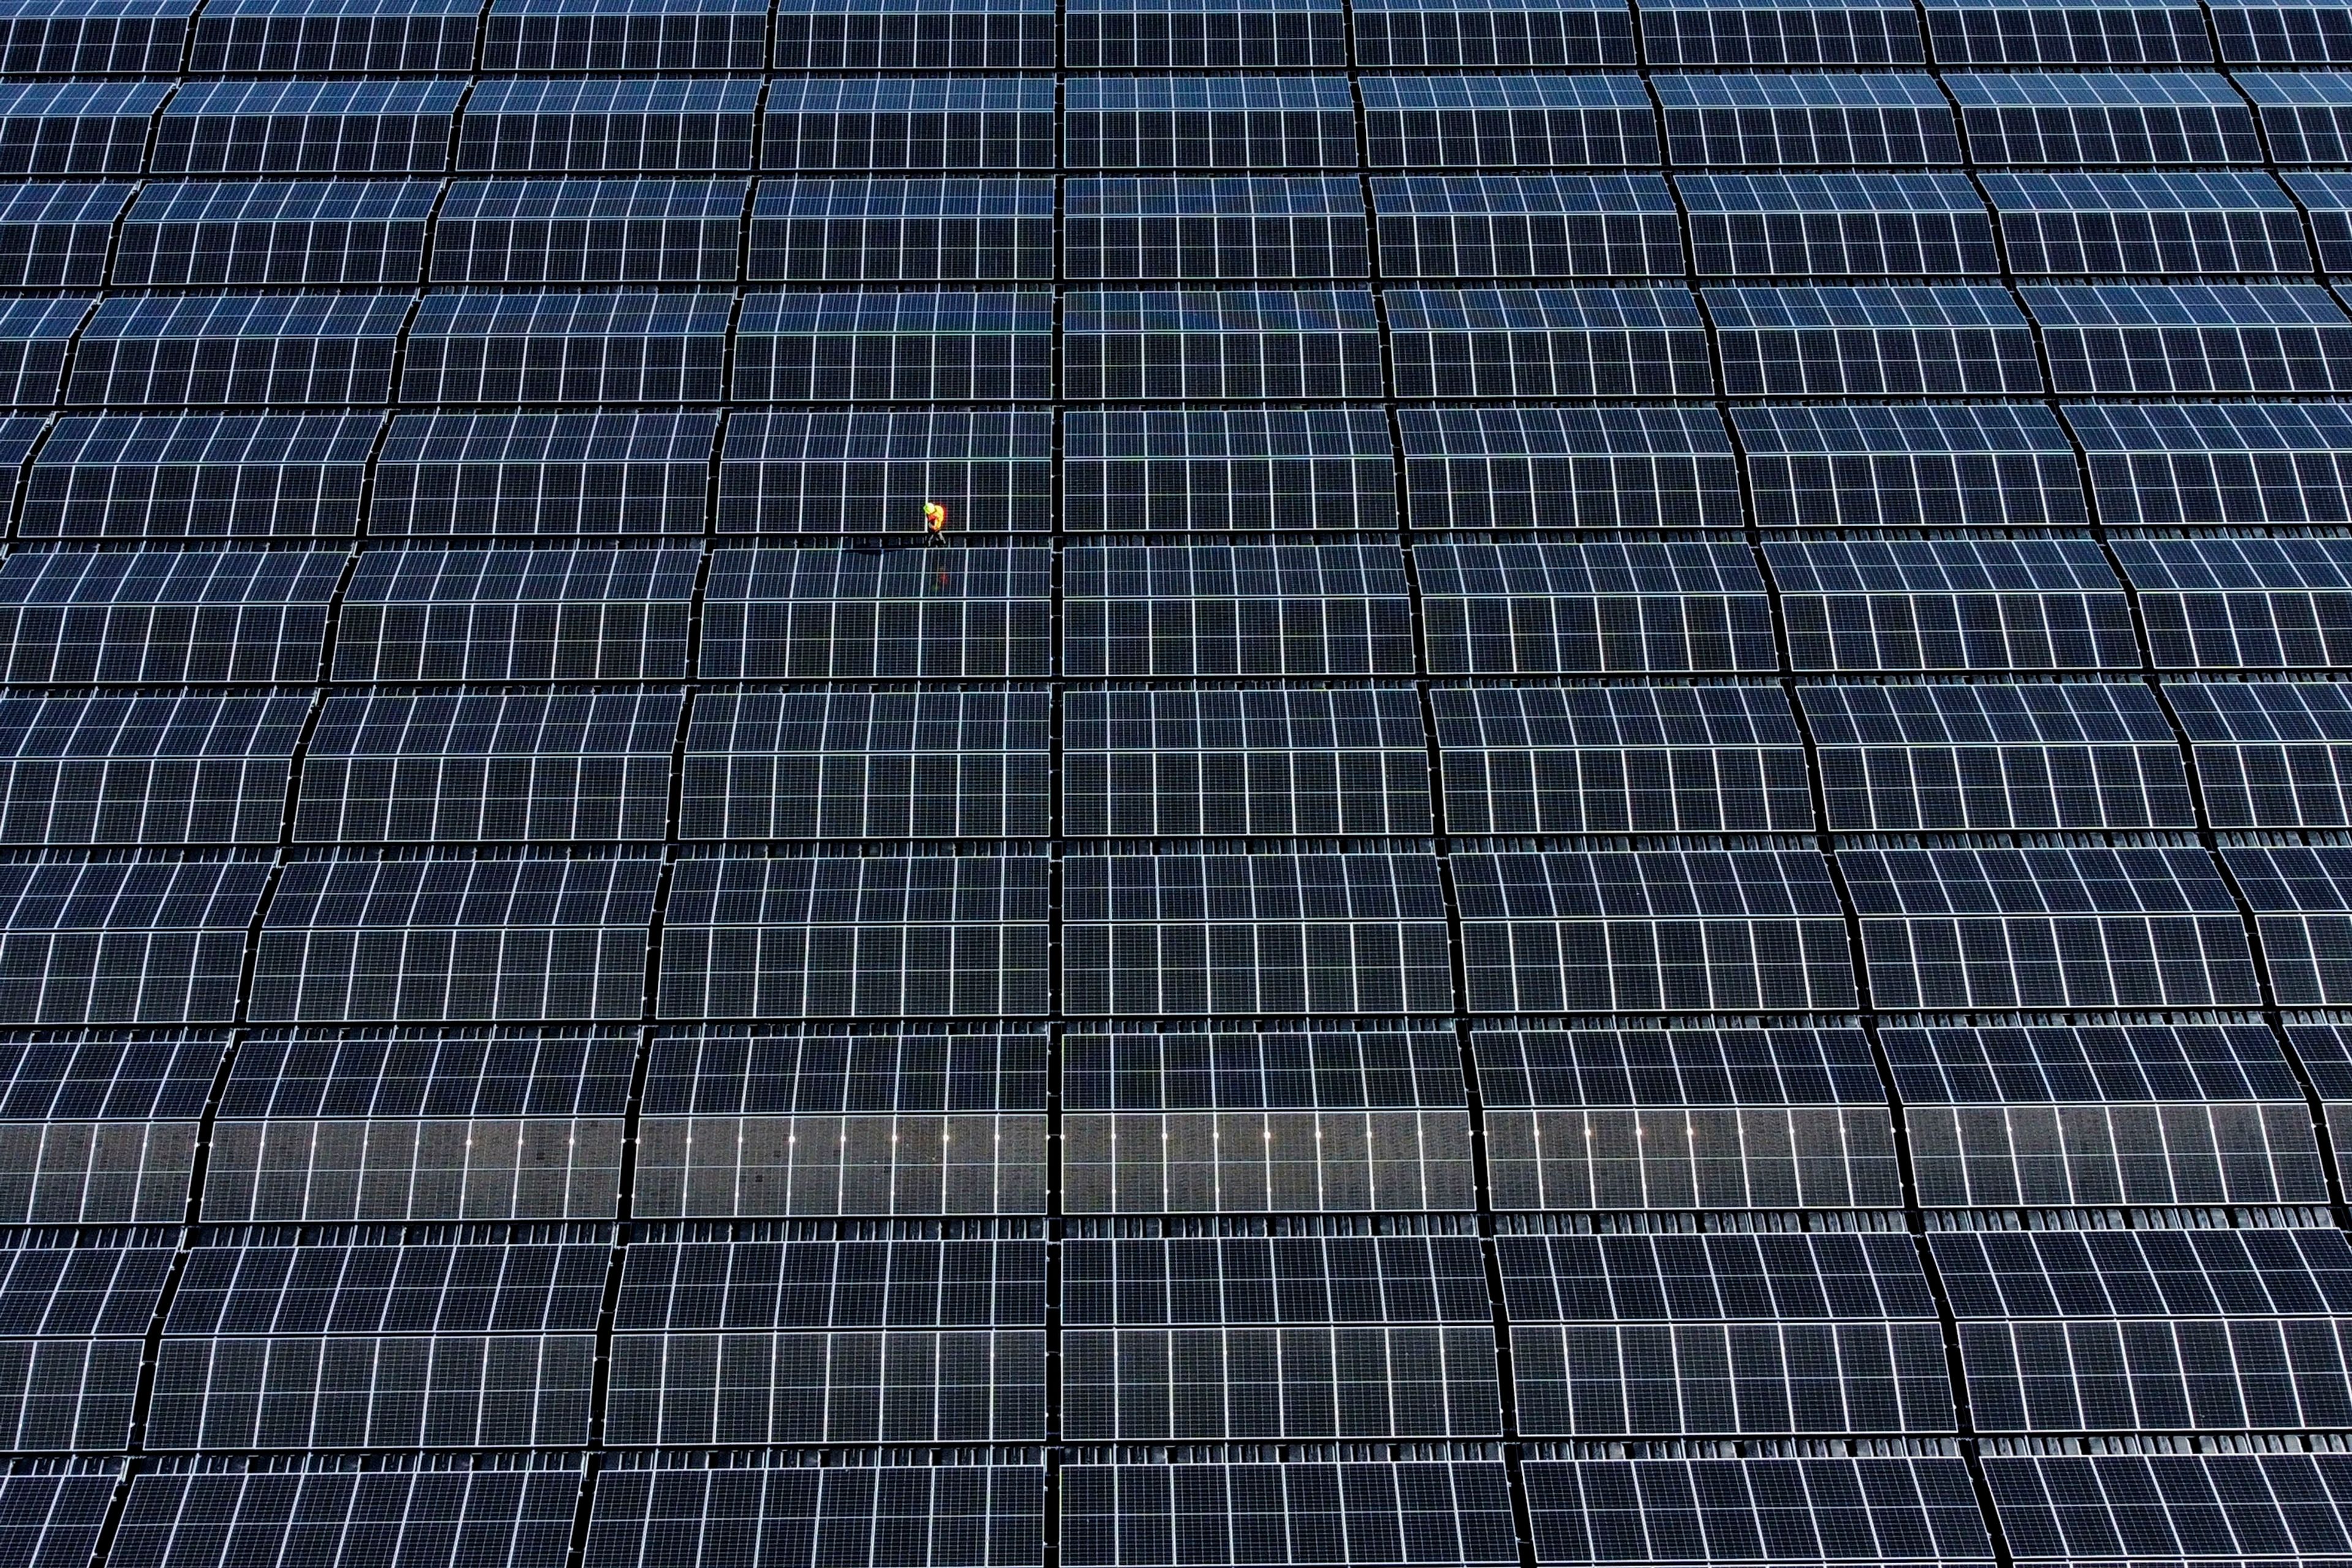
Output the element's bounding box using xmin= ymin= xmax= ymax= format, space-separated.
xmin=923 ymin=501 xmax=948 ymax=541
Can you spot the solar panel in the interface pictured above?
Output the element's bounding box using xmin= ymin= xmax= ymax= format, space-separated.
xmin=701 ymin=545 xmax=1052 ymax=677
xmin=2068 ymin=402 xmax=2352 ymax=527
xmin=0 ymin=691 xmax=307 ymax=843
xmin=1842 ymin=836 xmax=2263 ymax=1008
xmin=431 ymin=178 xmax=750 ymax=283
xmin=458 ymin=78 xmax=760 ymax=173
xmin=761 ymin=77 xmax=1056 ymax=172
xmin=1061 ymin=1025 xmax=1472 ymax=1212
xmin=1387 ymin=287 xmax=1713 ymax=399
xmin=2168 ymin=676 xmax=2352 ymax=825
xmin=680 ymin=685 xmax=1050 ymax=839
xmin=1654 ymin=74 xmax=1959 ymax=166
xmin=2027 ymin=282 xmax=2352 ymax=396
xmin=248 ymin=849 xmax=662 ymax=1022
xmin=113 ymin=180 xmax=436 ymax=287
xmin=0 ymin=0 xmax=191 ymax=72
xmin=636 ymin=1026 xmax=1049 ymax=1212
xmin=1947 ymin=70 xmax=2264 ymax=164
xmin=1066 ymin=290 xmax=1381 ymax=401
xmin=0 ymin=83 xmax=168 ymax=175
xmin=1637 ymin=0 xmax=1925 ymax=61
xmin=1706 ymin=285 xmax=2043 ymax=398
xmin=717 ymin=410 xmax=1053 ymax=533
xmin=1400 ymin=407 xmax=1741 ymax=530
xmin=371 ymin=411 xmax=715 ymax=536
xmin=1066 ymin=0 xmax=1344 ymax=66
xmin=1800 ymin=680 xmax=2195 ymax=831
xmin=1067 ymin=178 xmax=1366 ymax=281
xmin=205 ymin=1026 xmax=633 ymax=1221
xmin=1765 ymin=533 xmax=2139 ymax=672
xmin=1068 ymin=77 xmax=1357 ymax=171
xmin=153 ymin=81 xmax=462 ymax=175
xmin=1359 ymin=75 xmax=1660 ymax=168
xmin=23 ymin=413 xmax=381 ymax=538
xmin=186 ymin=0 xmax=484 ymax=72
xmin=334 ymin=546 xmax=699 ymax=680
xmin=1979 ymin=169 xmax=2314 ymax=273
xmin=480 ymin=0 xmax=766 ymax=69
xmin=1067 ymin=408 xmax=1393 ymax=532
xmin=1416 ymin=538 xmax=1777 ymax=674
xmin=0 ymin=181 xmax=121 ymax=287
xmin=736 ymin=290 xmax=1053 ymax=402
xmin=1928 ymin=0 xmax=2211 ymax=61
xmin=1986 ymin=1441 xmax=2352 ymax=1563
xmin=1064 ymin=543 xmax=1412 ymax=676
xmin=2113 ymin=531 xmax=2352 ymax=668
xmin=70 ymin=293 xmax=407 ymax=406
xmin=1352 ymin=0 xmax=1634 ymax=64
xmin=0 ymin=1031 xmax=216 ymax=1224
xmin=1736 ymin=406 xmax=2084 ymax=530
xmin=1374 ymin=175 xmax=1682 ymax=281
xmin=1675 ymin=172 xmax=1996 ymax=277
xmin=1474 ymin=1021 xmax=1902 ymax=1208
xmin=747 ymin=178 xmax=1055 ymax=281
xmin=1433 ymin=683 xmax=1812 ymax=834
xmin=1063 ymin=686 xmax=1431 ymax=835
xmin=1885 ymin=1018 xmax=2331 ymax=1205
xmin=0 ymin=547 xmax=342 ymax=685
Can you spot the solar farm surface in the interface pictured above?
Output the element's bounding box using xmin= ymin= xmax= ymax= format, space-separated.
xmin=6 ymin=0 xmax=2352 ymax=1566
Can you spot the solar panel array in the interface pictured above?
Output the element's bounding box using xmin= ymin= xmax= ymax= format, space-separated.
xmin=3 ymin=0 xmax=2352 ymax=1566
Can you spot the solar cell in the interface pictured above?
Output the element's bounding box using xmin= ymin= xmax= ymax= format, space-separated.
xmin=1473 ymin=1022 xmax=1902 ymax=1208
xmin=1885 ymin=1018 xmax=2331 ymax=1205
xmin=113 ymin=179 xmax=437 ymax=287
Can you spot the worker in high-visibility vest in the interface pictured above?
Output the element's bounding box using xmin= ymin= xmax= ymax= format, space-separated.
xmin=923 ymin=501 xmax=948 ymax=540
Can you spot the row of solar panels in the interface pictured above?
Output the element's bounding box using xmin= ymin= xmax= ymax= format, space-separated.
xmin=7 ymin=284 xmax=2352 ymax=404
xmin=0 ymin=537 xmax=2348 ymax=674
xmin=21 ymin=0 xmax=2352 ymax=71
xmin=0 ymin=1017 xmax=2346 ymax=1208
xmin=2 ymin=1442 xmax=2348 ymax=1568
xmin=4 ymin=172 xmax=2352 ymax=287
xmin=20 ymin=676 xmax=2352 ymax=837
xmin=29 ymin=76 xmax=2352 ymax=173
xmin=0 ymin=834 xmax=2349 ymax=1017
xmin=0 ymin=402 xmax=2326 ymax=538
